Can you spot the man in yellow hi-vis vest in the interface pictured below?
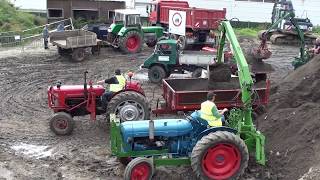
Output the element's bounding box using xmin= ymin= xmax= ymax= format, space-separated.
xmin=97 ymin=69 xmax=126 ymax=110
xmin=200 ymin=91 xmax=228 ymax=127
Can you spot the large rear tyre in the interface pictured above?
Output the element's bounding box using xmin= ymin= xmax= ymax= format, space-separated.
xmin=120 ymin=31 xmax=142 ymax=54
xmin=72 ymin=48 xmax=86 ymax=62
xmin=107 ymin=91 xmax=150 ymax=122
xmin=191 ymin=131 xmax=248 ymax=180
xmin=49 ymin=112 xmax=74 ymax=136
xmin=148 ymin=65 xmax=167 ymax=83
xmin=124 ymin=157 xmax=154 ymax=180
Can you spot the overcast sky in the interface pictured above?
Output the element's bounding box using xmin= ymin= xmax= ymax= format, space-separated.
xmin=10 ymin=0 xmax=46 ymax=10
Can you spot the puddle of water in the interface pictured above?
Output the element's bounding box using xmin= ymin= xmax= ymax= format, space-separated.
xmin=11 ymin=143 xmax=53 ymax=159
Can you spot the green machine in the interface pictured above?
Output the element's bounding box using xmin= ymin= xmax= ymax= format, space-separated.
xmin=254 ymin=10 xmax=312 ymax=69
xmin=142 ymin=39 xmax=218 ymax=83
xmin=107 ymin=9 xmax=164 ymax=54
xmin=110 ymin=20 xmax=265 ymax=180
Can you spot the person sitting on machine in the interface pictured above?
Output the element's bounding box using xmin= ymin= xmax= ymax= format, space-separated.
xmin=199 ymin=91 xmax=228 ymax=127
xmin=310 ymin=37 xmax=320 ymax=55
xmin=97 ymin=69 xmax=126 ymax=110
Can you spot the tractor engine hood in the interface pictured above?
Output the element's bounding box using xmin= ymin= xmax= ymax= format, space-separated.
xmin=120 ymin=119 xmax=193 ymax=143
xmin=48 ymin=85 xmax=105 ymax=97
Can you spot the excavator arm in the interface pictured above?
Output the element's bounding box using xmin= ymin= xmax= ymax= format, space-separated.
xmin=217 ymin=20 xmax=266 ymax=165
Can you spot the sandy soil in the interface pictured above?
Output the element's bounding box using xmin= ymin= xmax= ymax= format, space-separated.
xmin=0 ymin=40 xmax=300 ymax=180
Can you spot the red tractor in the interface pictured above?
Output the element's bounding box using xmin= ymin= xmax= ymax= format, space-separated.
xmin=47 ymin=71 xmax=150 ymax=135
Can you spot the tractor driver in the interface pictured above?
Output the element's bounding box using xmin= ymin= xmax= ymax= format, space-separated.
xmin=311 ymin=37 xmax=320 ymax=55
xmin=199 ymin=91 xmax=228 ymax=127
xmin=97 ymin=69 xmax=126 ymax=110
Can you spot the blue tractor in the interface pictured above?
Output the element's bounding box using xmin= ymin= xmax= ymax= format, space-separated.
xmin=110 ymin=21 xmax=266 ymax=180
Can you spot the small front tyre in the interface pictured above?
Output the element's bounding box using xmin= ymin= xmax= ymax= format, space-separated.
xmin=124 ymin=157 xmax=154 ymax=180
xmin=49 ymin=112 xmax=74 ymax=135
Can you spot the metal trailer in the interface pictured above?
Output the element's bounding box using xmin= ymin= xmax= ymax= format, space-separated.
xmin=148 ymin=0 xmax=226 ymax=49
xmin=50 ymin=30 xmax=101 ymax=62
xmin=152 ymin=78 xmax=270 ymax=116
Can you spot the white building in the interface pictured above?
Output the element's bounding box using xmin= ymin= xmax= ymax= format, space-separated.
xmin=131 ymin=0 xmax=320 ymax=26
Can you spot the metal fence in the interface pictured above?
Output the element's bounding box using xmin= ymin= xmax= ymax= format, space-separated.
xmin=0 ymin=18 xmax=74 ymax=51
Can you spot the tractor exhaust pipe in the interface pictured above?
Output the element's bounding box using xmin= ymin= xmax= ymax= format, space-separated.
xmin=149 ymin=120 xmax=155 ymax=141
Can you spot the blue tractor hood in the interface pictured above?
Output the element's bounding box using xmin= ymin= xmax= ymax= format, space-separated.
xmin=121 ymin=119 xmax=193 ymax=143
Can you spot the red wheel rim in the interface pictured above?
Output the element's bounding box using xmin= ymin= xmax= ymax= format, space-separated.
xmin=126 ymin=36 xmax=140 ymax=52
xmin=55 ymin=119 xmax=68 ymax=130
xmin=130 ymin=162 xmax=151 ymax=180
xmin=202 ymin=143 xmax=241 ymax=180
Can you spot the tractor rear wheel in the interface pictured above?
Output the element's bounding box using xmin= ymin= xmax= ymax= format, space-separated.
xmin=107 ymin=91 xmax=150 ymax=122
xmin=148 ymin=65 xmax=167 ymax=83
xmin=49 ymin=112 xmax=74 ymax=135
xmin=123 ymin=157 xmax=154 ymax=180
xmin=72 ymin=48 xmax=86 ymax=62
xmin=120 ymin=31 xmax=142 ymax=54
xmin=191 ymin=131 xmax=248 ymax=180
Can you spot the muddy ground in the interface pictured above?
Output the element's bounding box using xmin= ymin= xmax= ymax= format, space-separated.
xmin=0 ymin=39 xmax=304 ymax=180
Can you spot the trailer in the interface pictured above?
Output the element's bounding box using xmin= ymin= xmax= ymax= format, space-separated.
xmin=152 ymin=77 xmax=270 ymax=116
xmin=148 ymin=0 xmax=226 ymax=49
xmin=50 ymin=30 xmax=101 ymax=62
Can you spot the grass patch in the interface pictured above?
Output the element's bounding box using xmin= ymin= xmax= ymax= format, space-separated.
xmin=0 ymin=0 xmax=46 ymax=33
xmin=234 ymin=28 xmax=262 ymax=38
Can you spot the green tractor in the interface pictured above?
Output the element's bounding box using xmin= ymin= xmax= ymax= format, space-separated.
xmin=107 ymin=9 xmax=164 ymax=54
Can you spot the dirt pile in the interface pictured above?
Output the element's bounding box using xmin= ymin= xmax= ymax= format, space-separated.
xmin=257 ymin=55 xmax=320 ymax=179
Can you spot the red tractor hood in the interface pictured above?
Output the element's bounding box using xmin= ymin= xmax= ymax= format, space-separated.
xmin=49 ymin=85 xmax=105 ymax=97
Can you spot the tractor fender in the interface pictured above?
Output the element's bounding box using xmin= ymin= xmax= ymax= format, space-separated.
xmin=196 ymin=126 xmax=237 ymax=141
xmin=118 ymin=27 xmax=141 ymax=37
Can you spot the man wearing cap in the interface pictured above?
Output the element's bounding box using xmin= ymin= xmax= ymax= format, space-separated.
xmin=200 ymin=91 xmax=228 ymax=127
xmin=97 ymin=69 xmax=126 ymax=110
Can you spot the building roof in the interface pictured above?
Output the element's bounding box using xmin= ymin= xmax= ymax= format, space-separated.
xmin=114 ymin=9 xmax=140 ymax=15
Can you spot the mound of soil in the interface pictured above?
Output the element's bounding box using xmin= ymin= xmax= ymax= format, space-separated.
xmin=258 ymin=55 xmax=320 ymax=179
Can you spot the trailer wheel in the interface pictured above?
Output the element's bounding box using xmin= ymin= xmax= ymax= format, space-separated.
xmin=107 ymin=91 xmax=150 ymax=122
xmin=191 ymin=68 xmax=203 ymax=78
xmin=72 ymin=48 xmax=86 ymax=62
xmin=148 ymin=65 xmax=167 ymax=83
xmin=57 ymin=47 xmax=70 ymax=57
xmin=49 ymin=112 xmax=74 ymax=135
xmin=124 ymin=157 xmax=154 ymax=180
xmin=191 ymin=131 xmax=248 ymax=180
xmin=120 ymin=31 xmax=142 ymax=54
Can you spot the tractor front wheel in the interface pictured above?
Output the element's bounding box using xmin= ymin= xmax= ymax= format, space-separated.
xmin=72 ymin=48 xmax=86 ymax=62
xmin=49 ymin=112 xmax=74 ymax=135
xmin=124 ymin=157 xmax=154 ymax=180
xmin=191 ymin=131 xmax=249 ymax=180
xmin=148 ymin=65 xmax=167 ymax=83
xmin=120 ymin=31 xmax=142 ymax=54
xmin=107 ymin=91 xmax=150 ymax=122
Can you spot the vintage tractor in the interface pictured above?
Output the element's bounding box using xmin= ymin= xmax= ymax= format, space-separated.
xmin=107 ymin=9 xmax=164 ymax=54
xmin=47 ymin=71 xmax=150 ymax=135
xmin=110 ymin=20 xmax=265 ymax=179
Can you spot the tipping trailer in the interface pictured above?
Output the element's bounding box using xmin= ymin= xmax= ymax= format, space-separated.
xmin=50 ymin=30 xmax=101 ymax=62
xmin=152 ymin=78 xmax=270 ymax=116
xmin=147 ymin=0 xmax=226 ymax=49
